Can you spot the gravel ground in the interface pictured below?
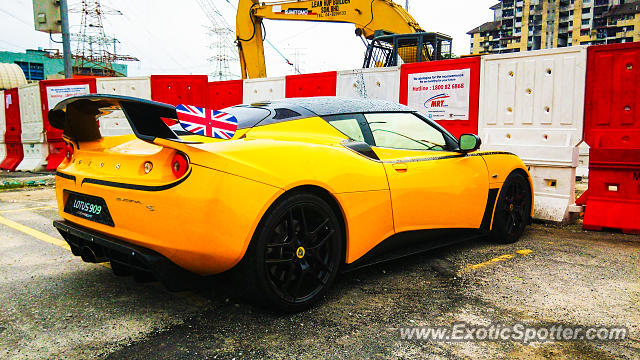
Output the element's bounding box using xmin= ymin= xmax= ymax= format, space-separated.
xmin=0 ymin=185 xmax=638 ymax=359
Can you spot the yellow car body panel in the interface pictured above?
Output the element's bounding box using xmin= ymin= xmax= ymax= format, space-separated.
xmin=57 ymin=159 xmax=283 ymax=275
xmin=53 ymin=96 xmax=533 ymax=277
xmin=381 ymin=153 xmax=489 ymax=232
xmin=333 ymin=190 xmax=395 ymax=263
xmin=184 ymin=117 xmax=390 ymax=193
xmin=56 ymin=116 xmax=398 ymax=274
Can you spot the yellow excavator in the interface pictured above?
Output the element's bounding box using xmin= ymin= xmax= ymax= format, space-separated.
xmin=236 ymin=0 xmax=452 ymax=79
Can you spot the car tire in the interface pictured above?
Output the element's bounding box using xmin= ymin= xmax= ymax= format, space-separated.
xmin=242 ymin=192 xmax=343 ymax=312
xmin=490 ymin=172 xmax=532 ymax=244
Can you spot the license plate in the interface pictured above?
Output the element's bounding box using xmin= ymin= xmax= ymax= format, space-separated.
xmin=64 ymin=191 xmax=114 ymax=226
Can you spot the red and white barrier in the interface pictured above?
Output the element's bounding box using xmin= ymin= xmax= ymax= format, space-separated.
xmin=207 ymin=80 xmax=243 ymax=110
xmin=0 ymin=90 xmax=5 ymax=166
xmin=478 ymin=47 xmax=587 ymax=223
xmin=40 ymin=79 xmax=97 ymax=170
xmin=286 ymin=71 xmax=337 ymax=98
xmin=578 ymin=42 xmax=640 ymax=234
xmin=150 ymin=75 xmax=208 ymax=107
xmin=0 ymin=45 xmax=636 ymax=233
xmin=0 ymin=88 xmax=23 ymax=171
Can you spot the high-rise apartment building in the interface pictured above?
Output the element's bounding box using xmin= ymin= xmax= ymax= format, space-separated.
xmin=468 ymin=0 xmax=640 ymax=54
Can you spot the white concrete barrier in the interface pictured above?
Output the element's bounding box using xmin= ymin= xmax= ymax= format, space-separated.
xmin=336 ymin=67 xmax=400 ymax=102
xmin=96 ymin=76 xmax=151 ymax=99
xmin=478 ymin=46 xmax=587 ymax=222
xmin=576 ymin=142 xmax=589 ymax=178
xmin=99 ymin=109 xmax=133 ymax=137
xmin=18 ymin=83 xmax=45 ymax=143
xmin=0 ymin=143 xmax=6 ymax=167
xmin=15 ymin=142 xmax=47 ymax=172
xmin=0 ymin=90 xmax=5 ymax=137
xmin=243 ymin=77 xmax=286 ymax=104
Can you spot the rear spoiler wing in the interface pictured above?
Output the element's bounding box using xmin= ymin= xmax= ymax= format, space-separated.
xmin=49 ymin=94 xmax=195 ymax=144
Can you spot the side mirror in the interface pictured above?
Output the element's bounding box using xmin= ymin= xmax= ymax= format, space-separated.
xmin=458 ymin=134 xmax=482 ymax=153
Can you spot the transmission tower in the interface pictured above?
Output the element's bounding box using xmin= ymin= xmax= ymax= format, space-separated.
xmin=70 ymin=0 xmax=138 ymax=76
xmin=197 ymin=0 xmax=239 ymax=80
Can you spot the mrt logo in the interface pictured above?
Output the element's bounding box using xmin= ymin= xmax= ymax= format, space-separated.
xmin=424 ymin=94 xmax=450 ymax=109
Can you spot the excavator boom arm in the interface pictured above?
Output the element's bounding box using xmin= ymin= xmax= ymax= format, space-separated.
xmin=236 ymin=0 xmax=424 ymax=79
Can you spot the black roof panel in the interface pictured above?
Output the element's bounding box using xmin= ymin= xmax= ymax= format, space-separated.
xmin=224 ymin=97 xmax=415 ymax=129
xmin=253 ymin=97 xmax=413 ymax=116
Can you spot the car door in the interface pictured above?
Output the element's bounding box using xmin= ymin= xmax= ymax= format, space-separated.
xmin=363 ymin=112 xmax=490 ymax=233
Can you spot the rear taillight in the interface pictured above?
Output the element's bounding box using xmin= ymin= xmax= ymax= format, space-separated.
xmin=171 ymin=152 xmax=189 ymax=178
xmin=65 ymin=142 xmax=74 ymax=160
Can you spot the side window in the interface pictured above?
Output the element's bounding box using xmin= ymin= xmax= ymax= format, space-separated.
xmin=364 ymin=112 xmax=448 ymax=151
xmin=325 ymin=114 xmax=366 ymax=142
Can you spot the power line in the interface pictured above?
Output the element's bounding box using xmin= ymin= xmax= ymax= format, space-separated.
xmin=0 ymin=39 xmax=25 ymax=51
xmin=117 ymin=5 xmax=192 ymax=73
xmin=0 ymin=8 xmax=32 ymax=27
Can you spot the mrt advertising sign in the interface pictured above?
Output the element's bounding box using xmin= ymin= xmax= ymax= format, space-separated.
xmin=407 ymin=69 xmax=471 ymax=121
xmin=45 ymin=84 xmax=91 ymax=110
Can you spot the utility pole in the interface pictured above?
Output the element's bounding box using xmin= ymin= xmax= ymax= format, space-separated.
xmin=59 ymin=0 xmax=72 ymax=78
xmin=405 ymin=0 xmax=409 ymax=11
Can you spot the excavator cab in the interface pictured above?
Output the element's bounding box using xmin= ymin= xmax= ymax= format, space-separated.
xmin=363 ymin=32 xmax=453 ymax=68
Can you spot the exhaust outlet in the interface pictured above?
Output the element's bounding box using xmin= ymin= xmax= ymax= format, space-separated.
xmin=79 ymin=246 xmax=107 ymax=263
xmin=80 ymin=246 xmax=97 ymax=263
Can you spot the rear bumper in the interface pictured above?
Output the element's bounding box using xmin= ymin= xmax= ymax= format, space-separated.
xmin=53 ymin=220 xmax=203 ymax=291
xmin=55 ymin=163 xmax=282 ymax=275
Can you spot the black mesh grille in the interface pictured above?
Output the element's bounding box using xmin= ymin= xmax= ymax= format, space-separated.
xmin=363 ymin=33 xmax=453 ymax=68
xmin=364 ymin=40 xmax=394 ymax=68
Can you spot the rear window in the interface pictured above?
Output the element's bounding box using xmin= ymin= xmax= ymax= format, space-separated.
xmin=326 ymin=114 xmax=366 ymax=142
xmin=220 ymin=105 xmax=271 ymax=129
xmin=96 ymin=105 xmax=272 ymax=137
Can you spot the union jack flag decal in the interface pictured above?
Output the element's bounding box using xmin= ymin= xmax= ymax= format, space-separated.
xmin=175 ymin=104 xmax=238 ymax=139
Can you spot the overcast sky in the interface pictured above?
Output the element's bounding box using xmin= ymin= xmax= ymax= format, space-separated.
xmin=1 ymin=0 xmax=496 ymax=79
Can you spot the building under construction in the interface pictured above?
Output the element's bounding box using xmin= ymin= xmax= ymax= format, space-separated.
xmin=0 ymin=49 xmax=127 ymax=80
xmin=468 ymin=0 xmax=640 ymax=54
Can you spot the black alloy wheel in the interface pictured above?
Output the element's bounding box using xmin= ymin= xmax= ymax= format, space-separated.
xmin=247 ymin=192 xmax=342 ymax=312
xmin=490 ymin=172 xmax=532 ymax=244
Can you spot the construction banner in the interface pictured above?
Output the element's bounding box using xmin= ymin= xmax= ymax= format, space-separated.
xmin=45 ymin=84 xmax=91 ymax=110
xmin=406 ymin=68 xmax=471 ymax=121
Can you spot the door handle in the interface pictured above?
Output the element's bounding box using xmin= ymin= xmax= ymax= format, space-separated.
xmin=392 ymin=163 xmax=408 ymax=172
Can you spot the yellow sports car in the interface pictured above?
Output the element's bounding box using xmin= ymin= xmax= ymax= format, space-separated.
xmin=51 ymin=95 xmax=533 ymax=311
